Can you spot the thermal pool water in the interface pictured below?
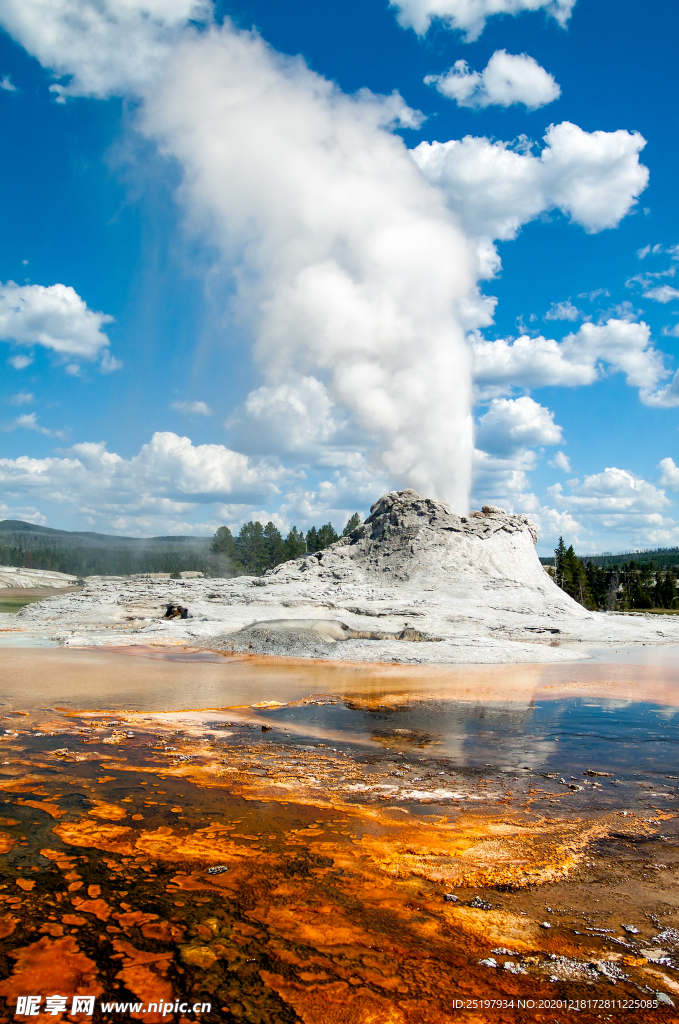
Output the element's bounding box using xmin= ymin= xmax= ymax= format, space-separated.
xmin=0 ymin=646 xmax=677 ymax=1022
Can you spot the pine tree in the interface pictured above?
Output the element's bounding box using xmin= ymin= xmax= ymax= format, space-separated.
xmin=209 ymin=525 xmax=236 ymax=577
xmin=284 ymin=527 xmax=307 ymax=560
xmin=263 ymin=522 xmax=286 ymax=571
xmin=316 ymin=523 xmax=339 ymax=549
xmin=210 ymin=526 xmax=235 ymax=558
xmin=343 ymin=513 xmax=361 ymax=537
xmin=654 ymin=567 xmax=677 ymax=609
xmin=305 ymin=526 xmax=319 ymax=553
xmin=554 ymin=536 xmax=567 ymax=589
xmin=234 ymin=521 xmax=266 ymax=576
xmin=553 ymin=540 xmax=594 ymax=608
xmin=630 ymin=559 xmax=653 ymax=609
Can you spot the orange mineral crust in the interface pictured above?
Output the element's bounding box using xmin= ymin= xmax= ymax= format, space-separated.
xmin=110 ymin=939 xmax=174 ymax=1022
xmin=0 ymin=935 xmax=102 ymax=1018
xmin=0 ymin=698 xmax=676 ymax=1022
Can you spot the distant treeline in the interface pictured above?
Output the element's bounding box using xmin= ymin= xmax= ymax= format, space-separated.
xmin=541 ymin=546 xmax=679 ymax=569
xmin=0 ymin=520 xmax=212 ymax=578
xmin=210 ymin=513 xmax=362 ymax=576
xmin=0 ymin=514 xmax=363 ymax=579
xmin=546 ymin=537 xmax=678 ymax=611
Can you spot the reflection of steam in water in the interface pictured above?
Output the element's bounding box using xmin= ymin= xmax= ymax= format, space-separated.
xmin=254 ymin=694 xmax=679 ymax=776
xmin=265 ymin=696 xmax=537 ymax=764
xmin=370 ymin=726 xmax=443 ymax=750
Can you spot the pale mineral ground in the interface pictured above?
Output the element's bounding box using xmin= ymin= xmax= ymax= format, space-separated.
xmin=7 ymin=490 xmax=679 ymax=663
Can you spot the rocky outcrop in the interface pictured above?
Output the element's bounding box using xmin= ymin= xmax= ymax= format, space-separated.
xmin=270 ymin=489 xmax=581 ymax=620
xmin=14 ymin=489 xmax=679 ymax=663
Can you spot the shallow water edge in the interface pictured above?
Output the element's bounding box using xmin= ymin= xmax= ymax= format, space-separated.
xmin=0 ymin=648 xmax=676 ymax=1021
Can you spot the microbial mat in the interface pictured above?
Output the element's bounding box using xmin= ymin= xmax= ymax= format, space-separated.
xmin=0 ymin=646 xmax=677 ymax=1022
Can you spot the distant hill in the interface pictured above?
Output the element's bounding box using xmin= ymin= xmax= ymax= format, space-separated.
xmin=540 ymin=547 xmax=679 ymax=569
xmin=0 ymin=520 xmax=213 ymax=577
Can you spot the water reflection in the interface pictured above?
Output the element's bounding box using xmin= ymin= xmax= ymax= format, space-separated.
xmin=251 ymin=696 xmax=679 ymax=776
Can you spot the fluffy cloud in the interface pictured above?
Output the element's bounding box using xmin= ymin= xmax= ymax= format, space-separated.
xmin=642 ymin=371 xmax=679 ymax=408
xmin=8 ymin=353 xmax=32 ymax=370
xmin=0 ymin=431 xmax=286 ymax=529
xmin=0 ymin=500 xmax=45 ymax=525
xmin=643 ymin=285 xmax=679 ymax=303
xmin=476 ymin=396 xmax=561 ymax=456
xmin=471 ymin=318 xmax=668 ymax=402
xmin=3 ymin=412 xmax=66 ymax=438
xmin=412 ymin=122 xmax=648 ymax=245
xmin=544 ymin=299 xmax=581 ymax=321
xmin=658 ymin=457 xmax=679 ymax=490
xmin=390 ymin=0 xmax=575 ymax=39
xmin=0 ymin=427 xmax=382 ymax=534
xmin=8 ymin=391 xmax=33 ymax=406
xmin=171 ymin=400 xmax=212 ymax=416
xmin=472 ymin=445 xmax=537 ymax=507
xmin=541 ymin=467 xmax=679 ymax=551
xmin=472 ymin=397 xmax=562 ymax=523
xmin=0 ymin=281 xmax=117 ymax=371
xmin=549 ymin=450 xmax=571 ymax=472
xmin=0 ymin=0 xmax=209 ymax=98
xmin=551 ymin=467 xmax=670 ymax=514
xmin=425 ymin=51 xmax=560 ymax=110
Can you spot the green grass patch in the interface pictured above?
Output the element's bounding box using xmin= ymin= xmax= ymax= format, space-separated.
xmin=0 ymin=595 xmax=46 ymax=614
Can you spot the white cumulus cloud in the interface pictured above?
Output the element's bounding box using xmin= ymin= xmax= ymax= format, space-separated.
xmin=425 ymin=50 xmax=560 ymax=110
xmin=0 ymin=281 xmax=117 ymax=371
xmin=8 ymin=353 xmax=32 ymax=370
xmin=390 ymin=0 xmax=575 ymax=39
xmin=643 ymin=285 xmax=679 ymax=303
xmin=8 ymin=391 xmax=33 ymax=405
xmin=412 ymin=122 xmax=648 ymax=246
xmin=472 ymin=445 xmax=537 ymax=509
xmin=544 ymin=467 xmax=679 ymax=550
xmin=549 ymin=450 xmax=571 ymax=472
xmin=550 ymin=467 xmax=670 ymax=514
xmin=473 ymin=396 xmax=562 ymax=516
xmin=476 ymin=396 xmax=562 ymax=456
xmin=471 ymin=318 xmax=668 ymax=403
xmin=544 ymin=299 xmax=581 ymax=321
xmin=659 ymin=457 xmax=679 ymax=490
xmin=0 ymin=431 xmax=287 ymax=531
xmin=0 ymin=0 xmax=210 ymax=99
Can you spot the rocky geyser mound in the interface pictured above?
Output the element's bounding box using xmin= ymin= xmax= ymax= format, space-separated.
xmin=16 ymin=489 xmax=679 ymax=663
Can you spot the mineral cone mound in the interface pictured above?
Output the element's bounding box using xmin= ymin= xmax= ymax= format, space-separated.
xmin=274 ymin=490 xmax=573 ymax=606
xmin=15 ymin=489 xmax=679 ymax=663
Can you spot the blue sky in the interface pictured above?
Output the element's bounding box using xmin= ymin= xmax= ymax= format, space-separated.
xmin=0 ymin=0 xmax=677 ymax=554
